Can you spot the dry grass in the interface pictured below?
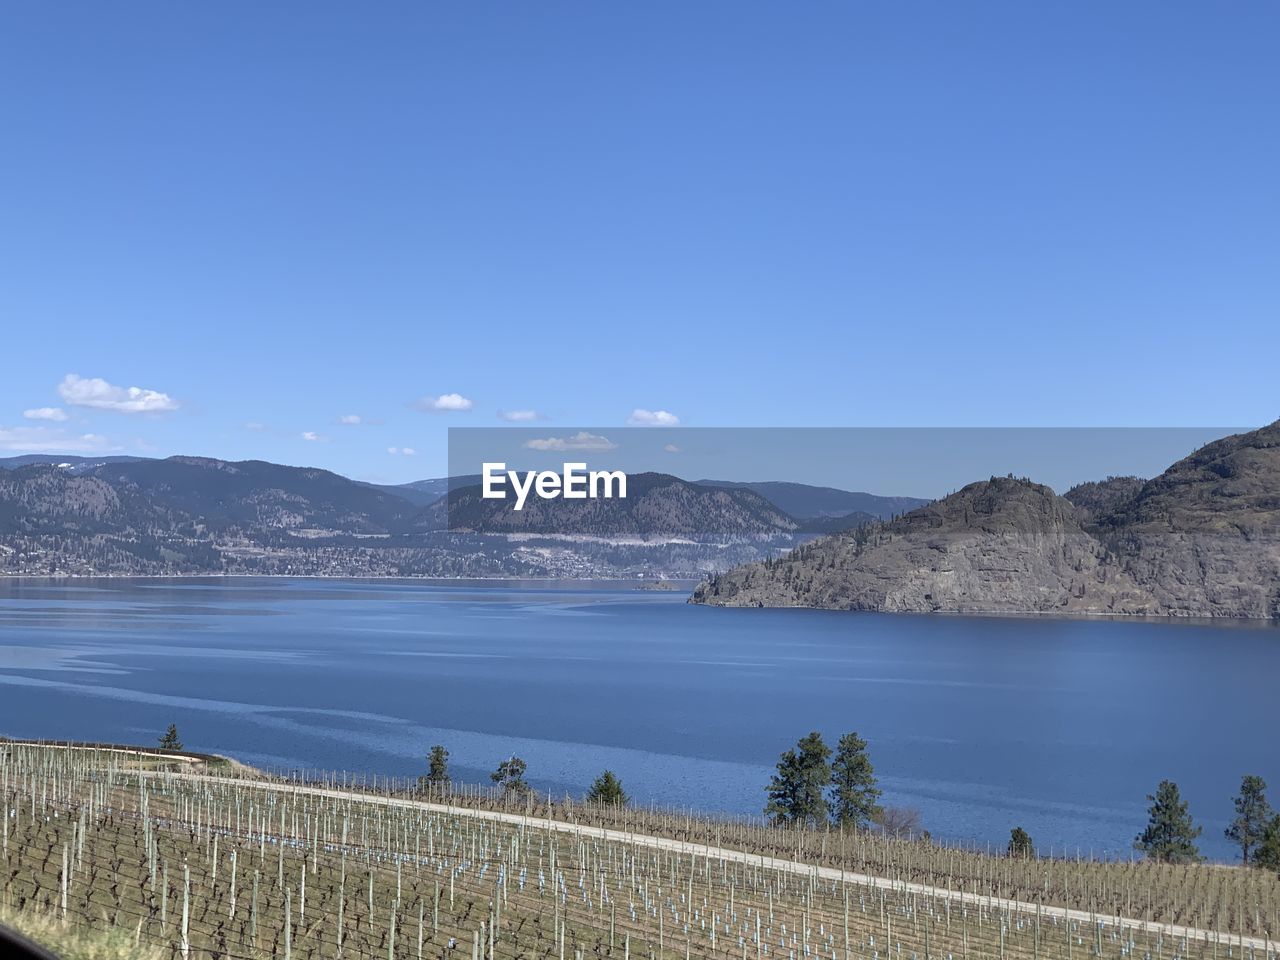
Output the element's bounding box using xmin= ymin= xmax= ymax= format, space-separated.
xmin=2 ymin=903 xmax=163 ymax=960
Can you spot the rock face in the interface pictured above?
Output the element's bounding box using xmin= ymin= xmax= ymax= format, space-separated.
xmin=1062 ymin=476 xmax=1145 ymax=522
xmin=692 ymin=477 xmax=1157 ymax=615
xmin=691 ymin=421 xmax=1280 ymax=619
xmin=1095 ymin=421 xmax=1280 ymax=618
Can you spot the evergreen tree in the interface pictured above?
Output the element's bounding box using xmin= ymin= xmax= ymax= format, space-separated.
xmin=157 ymin=723 xmax=183 ymax=751
xmin=1254 ymin=815 xmax=1280 ymax=872
xmin=586 ymin=770 xmax=628 ymax=806
xmin=420 ymin=745 xmax=450 ymax=789
xmin=491 ymin=756 xmax=530 ymax=795
xmin=765 ymin=731 xmax=831 ymax=827
xmin=1134 ymin=780 xmax=1202 ymax=863
xmin=828 ymin=731 xmax=882 ymax=829
xmin=1008 ymin=826 xmax=1034 ymax=858
xmin=1225 ymin=775 xmax=1272 ymax=865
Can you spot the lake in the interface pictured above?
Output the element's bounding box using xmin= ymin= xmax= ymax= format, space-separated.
xmin=0 ymin=577 xmax=1275 ymax=861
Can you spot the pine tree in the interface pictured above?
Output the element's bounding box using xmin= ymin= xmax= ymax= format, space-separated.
xmin=765 ymin=731 xmax=831 ymax=826
xmin=419 ymin=745 xmax=450 ymax=789
xmin=1008 ymin=827 xmax=1034 ymax=858
xmin=157 ymin=723 xmax=183 ymax=751
xmin=491 ymin=756 xmax=530 ymax=795
xmin=1134 ymin=780 xmax=1202 ymax=863
xmin=1254 ymin=815 xmax=1280 ymax=872
xmin=828 ymin=731 xmax=882 ymax=829
xmin=1225 ymin=775 xmax=1272 ymax=865
xmin=586 ymin=770 xmax=628 ymax=806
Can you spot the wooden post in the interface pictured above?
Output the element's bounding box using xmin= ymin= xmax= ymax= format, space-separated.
xmin=181 ymin=863 xmax=191 ymax=960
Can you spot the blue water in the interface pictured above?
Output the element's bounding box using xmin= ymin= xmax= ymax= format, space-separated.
xmin=0 ymin=577 xmax=1276 ymax=861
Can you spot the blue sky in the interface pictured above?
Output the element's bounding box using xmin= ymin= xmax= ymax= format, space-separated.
xmin=2 ymin=2 xmax=1277 ymax=482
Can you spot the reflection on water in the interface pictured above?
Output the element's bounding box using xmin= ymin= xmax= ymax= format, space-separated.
xmin=1 ymin=576 xmax=1276 ymax=860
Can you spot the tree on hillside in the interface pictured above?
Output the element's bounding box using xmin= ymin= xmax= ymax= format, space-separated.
xmin=157 ymin=724 xmax=183 ymax=751
xmin=1135 ymin=780 xmax=1202 ymax=863
xmin=586 ymin=770 xmax=628 ymax=806
xmin=874 ymin=806 xmax=926 ymax=840
xmin=1255 ymin=815 xmax=1280 ymax=872
xmin=491 ymin=756 xmax=530 ymax=795
xmin=828 ymin=731 xmax=882 ymax=829
xmin=420 ymin=745 xmax=450 ymax=790
xmin=765 ymin=731 xmax=831 ymax=827
xmin=1008 ymin=826 xmax=1034 ymax=858
xmin=1225 ymin=775 xmax=1272 ymax=865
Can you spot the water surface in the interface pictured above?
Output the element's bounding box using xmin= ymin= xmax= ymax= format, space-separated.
xmin=0 ymin=577 xmax=1275 ymax=860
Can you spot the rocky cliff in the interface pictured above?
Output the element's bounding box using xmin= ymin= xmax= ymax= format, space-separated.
xmin=691 ymin=421 xmax=1280 ymax=619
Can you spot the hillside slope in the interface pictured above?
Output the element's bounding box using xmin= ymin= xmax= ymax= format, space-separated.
xmin=1096 ymin=420 xmax=1280 ymax=617
xmin=696 ymin=479 xmax=928 ymax=519
xmin=692 ymin=422 xmax=1280 ymax=618
xmin=0 ymin=457 xmax=429 ymax=575
xmin=692 ymin=477 xmax=1156 ymax=614
xmin=432 ymin=472 xmax=798 ymax=537
xmin=0 ymin=458 xmax=800 ymax=577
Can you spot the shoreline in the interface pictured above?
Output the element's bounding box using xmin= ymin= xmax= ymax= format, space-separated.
xmin=0 ymin=572 xmax=690 ymax=584
xmin=3 ymin=573 xmax=1277 ymax=625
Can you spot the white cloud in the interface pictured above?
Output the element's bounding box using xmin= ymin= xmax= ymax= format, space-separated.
xmin=387 ymin=446 xmax=417 ymax=456
xmin=58 ymin=374 xmax=178 ymax=414
xmin=627 ymin=408 xmax=680 ymax=427
xmin=0 ymin=426 xmax=117 ymax=453
xmin=498 ymin=409 xmax=544 ymax=422
xmin=301 ymin=431 xmax=329 ymax=442
xmin=244 ymin=422 xmax=268 ymax=431
xmin=23 ymin=407 xmax=69 ymax=422
xmin=663 ymin=443 xmax=681 ymax=453
xmin=418 ymin=393 xmax=473 ymax=412
xmin=338 ymin=414 xmax=362 ymax=425
xmin=523 ymin=431 xmax=617 ymax=452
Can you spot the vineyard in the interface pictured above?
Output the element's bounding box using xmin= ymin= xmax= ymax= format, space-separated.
xmin=1 ymin=743 xmax=1277 ymax=960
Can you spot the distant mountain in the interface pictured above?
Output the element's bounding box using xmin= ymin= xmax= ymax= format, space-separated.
xmin=0 ymin=457 xmax=477 ymax=510
xmin=404 ymin=475 xmax=480 ymax=498
xmin=794 ymin=510 xmax=879 ymax=534
xmin=0 ymin=454 xmax=147 ymax=473
xmin=692 ymin=421 xmax=1280 ymax=619
xmin=0 ymin=457 xmax=800 ymax=578
xmin=359 ymin=475 xmax=481 ymax=507
xmin=696 ymin=479 xmax=928 ymax=520
xmin=1 ymin=457 xmax=924 ymax=525
xmin=88 ymin=457 xmax=421 ymax=535
xmin=357 ymin=483 xmax=438 ymax=507
xmin=0 ymin=456 xmax=423 ymax=575
xmin=33 ymin=447 xmax=1239 ymax=594
xmin=431 ymin=473 xmax=798 ymax=538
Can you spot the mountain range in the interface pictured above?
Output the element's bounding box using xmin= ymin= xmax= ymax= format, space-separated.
xmin=695 ymin=480 xmax=928 ymax=520
xmin=435 ymin=472 xmax=799 ymax=537
xmin=0 ymin=455 xmax=902 ymax=578
xmin=692 ymin=420 xmax=1280 ymax=619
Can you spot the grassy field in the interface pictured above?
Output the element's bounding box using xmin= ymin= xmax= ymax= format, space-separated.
xmin=1 ymin=742 xmax=1276 ymax=960
xmin=2 ymin=903 xmax=163 ymax=959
